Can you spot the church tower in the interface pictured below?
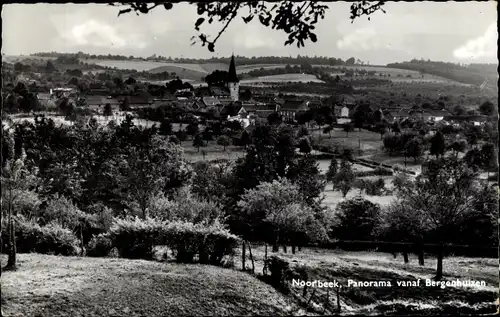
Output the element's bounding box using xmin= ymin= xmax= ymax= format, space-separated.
xmin=227 ymin=54 xmax=239 ymax=102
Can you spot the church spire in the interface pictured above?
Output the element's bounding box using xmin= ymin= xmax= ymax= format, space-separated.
xmin=228 ymin=54 xmax=239 ymax=83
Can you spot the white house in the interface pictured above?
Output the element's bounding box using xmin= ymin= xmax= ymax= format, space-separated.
xmin=227 ymin=115 xmax=250 ymax=128
xmin=337 ymin=105 xmax=352 ymax=124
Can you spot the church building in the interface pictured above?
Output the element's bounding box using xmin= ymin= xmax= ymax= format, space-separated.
xmin=227 ymin=54 xmax=239 ymax=102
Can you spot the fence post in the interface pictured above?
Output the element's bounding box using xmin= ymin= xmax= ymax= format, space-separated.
xmin=242 ymin=241 xmax=246 ymax=271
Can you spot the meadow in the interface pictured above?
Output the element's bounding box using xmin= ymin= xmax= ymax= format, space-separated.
xmin=2 ymin=246 xmax=495 ymax=316
xmin=241 ymin=74 xmax=324 ymax=84
xmin=233 ymin=246 xmax=497 ymax=315
xmin=1 ymin=254 xmax=305 ymax=317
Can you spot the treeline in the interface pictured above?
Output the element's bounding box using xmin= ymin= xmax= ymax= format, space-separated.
xmin=31 ymin=52 xmax=347 ymax=66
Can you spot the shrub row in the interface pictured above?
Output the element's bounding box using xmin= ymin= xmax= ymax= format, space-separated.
xmin=103 ymin=217 xmax=240 ymax=265
xmin=355 ymin=166 xmax=393 ymax=177
xmin=355 ymin=178 xmax=386 ymax=196
xmin=2 ymin=216 xmax=80 ymax=256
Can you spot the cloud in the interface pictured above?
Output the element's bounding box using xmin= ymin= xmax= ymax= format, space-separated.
xmin=68 ymin=20 xmax=127 ymax=47
xmin=232 ymin=23 xmax=278 ymax=50
xmin=336 ymin=27 xmax=396 ymax=51
xmin=453 ymin=23 xmax=497 ymax=61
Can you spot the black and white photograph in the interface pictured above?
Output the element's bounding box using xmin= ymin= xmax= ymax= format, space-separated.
xmin=1 ymin=1 xmax=498 ymax=316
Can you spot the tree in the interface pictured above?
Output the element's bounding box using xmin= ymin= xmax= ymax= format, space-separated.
xmin=452 ymin=105 xmax=466 ymax=116
xmin=298 ymin=137 xmax=312 ymax=154
xmin=240 ymin=88 xmax=252 ymax=101
xmin=447 ymin=139 xmax=467 ymax=157
xmin=346 ymin=57 xmax=356 ymax=65
xmin=159 ymin=119 xmax=173 ymax=136
xmin=288 ymin=154 xmax=326 ymax=208
xmin=343 ymin=123 xmax=354 ymax=137
xmin=217 ymin=135 xmax=231 ymax=151
xmin=1 ymin=147 xmax=38 ymax=270
xmin=117 ymin=136 xmax=191 ymax=218
xmin=297 ymin=126 xmax=310 ymax=138
xmin=192 ymin=133 xmax=205 ymax=152
xmin=394 ymin=157 xmax=485 ymax=279
xmin=124 ymin=77 xmax=137 ymax=85
xmin=479 ymin=142 xmax=497 ymax=175
xmin=115 ymin=2 xmax=385 ymax=52
xmin=191 ymin=160 xmax=233 ymax=204
xmin=332 ymin=161 xmax=355 ymax=197
xmin=186 ymin=123 xmax=199 ymax=139
xmin=295 ymin=111 xmax=310 ymax=126
xmin=68 ymin=77 xmax=79 ymax=86
xmin=45 ymin=60 xmax=57 ymax=73
xmin=334 ymin=197 xmax=381 ymax=240
xmin=326 ymin=158 xmax=338 ymax=183
xmin=430 ymin=131 xmax=445 ymax=158
xmin=478 ymin=101 xmax=494 ymax=116
xmin=103 ymin=103 xmax=113 ymax=117
xmin=323 ymin=125 xmax=333 ymax=137
xmin=120 ymin=97 xmax=131 ymax=111
xmin=267 ymin=112 xmax=282 ymax=125
xmin=237 ymin=178 xmax=316 ymax=252
xmin=205 ymin=70 xmax=229 ymax=87
xmin=239 ymin=130 xmax=251 ymax=148
xmin=376 ymin=123 xmax=388 ymax=140
xmin=404 ymin=137 xmax=423 ymax=163
xmin=352 ymin=103 xmax=372 ymax=131
xmin=202 ymin=128 xmax=213 ymax=142
xmin=176 ymin=129 xmax=188 ymax=142
xmin=391 ymin=121 xmax=401 ymax=134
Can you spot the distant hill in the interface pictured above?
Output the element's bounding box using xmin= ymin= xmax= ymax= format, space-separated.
xmin=386 ymin=60 xmax=497 ymax=88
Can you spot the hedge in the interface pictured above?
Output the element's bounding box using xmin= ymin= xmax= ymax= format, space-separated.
xmin=107 ymin=217 xmax=240 ymax=265
xmin=2 ymin=216 xmax=80 ymax=256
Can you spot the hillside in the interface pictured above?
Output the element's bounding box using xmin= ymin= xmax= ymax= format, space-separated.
xmin=1 ymin=254 xmax=302 ymax=317
xmin=386 ymin=60 xmax=497 ymax=88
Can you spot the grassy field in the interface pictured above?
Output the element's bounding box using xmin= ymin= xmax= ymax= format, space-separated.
xmin=181 ymin=140 xmax=246 ymax=162
xmin=314 ymin=128 xmax=383 ymax=156
xmin=322 ymin=184 xmax=395 ymax=210
xmin=241 ymin=74 xmax=324 ymax=84
xmin=1 ymin=254 xmax=304 ymax=317
xmin=2 ymin=246 xmax=495 ymax=316
xmin=360 ymin=152 xmax=424 ymax=173
xmin=234 ymin=245 xmax=498 ymax=315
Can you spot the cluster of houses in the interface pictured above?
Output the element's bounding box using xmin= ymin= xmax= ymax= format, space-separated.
xmin=19 ymin=54 xmax=490 ymax=128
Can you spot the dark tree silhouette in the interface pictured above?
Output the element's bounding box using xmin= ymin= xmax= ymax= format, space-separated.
xmin=205 ymin=70 xmax=229 ymax=87
xmin=113 ymin=1 xmax=386 ymax=52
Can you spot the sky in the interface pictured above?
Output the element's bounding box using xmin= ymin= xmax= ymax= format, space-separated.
xmin=2 ymin=2 xmax=498 ymax=65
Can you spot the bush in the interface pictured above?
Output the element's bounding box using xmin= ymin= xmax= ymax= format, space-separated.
xmin=37 ymin=195 xmax=105 ymax=246
xmin=363 ymin=178 xmax=386 ymax=196
xmin=265 ymin=255 xmax=292 ymax=292
xmin=333 ymin=197 xmax=381 ymax=241
xmin=86 ymin=233 xmax=113 ymax=257
xmin=163 ymin=220 xmax=239 ymax=265
xmin=107 ymin=217 xmax=239 ymax=264
xmin=2 ymin=216 xmax=79 ymax=256
xmin=108 ymin=217 xmax=167 ymax=260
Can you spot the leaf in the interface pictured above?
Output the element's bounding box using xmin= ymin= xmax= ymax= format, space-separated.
xmin=195 ymin=18 xmax=205 ymax=31
xmin=117 ymin=8 xmax=132 ymax=16
xmin=208 ymin=43 xmax=215 ymax=52
xmin=242 ymin=15 xmax=254 ymax=23
xmin=310 ymin=33 xmax=317 ymax=43
xmin=163 ymin=3 xmax=173 ymax=10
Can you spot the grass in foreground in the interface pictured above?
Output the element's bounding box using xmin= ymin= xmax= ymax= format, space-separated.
xmin=234 ymin=246 xmax=498 ymax=315
xmin=1 ymin=254 xmax=305 ymax=317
